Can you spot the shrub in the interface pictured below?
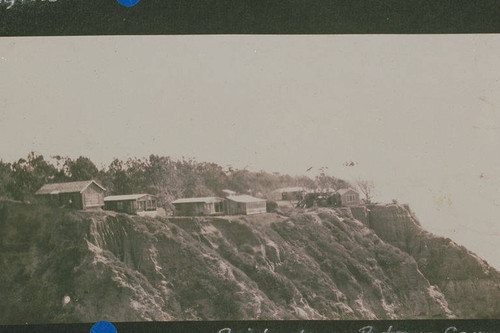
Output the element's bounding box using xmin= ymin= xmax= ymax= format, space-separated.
xmin=266 ymin=200 xmax=278 ymax=213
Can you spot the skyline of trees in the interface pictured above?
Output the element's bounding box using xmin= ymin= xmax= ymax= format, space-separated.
xmin=0 ymin=153 xmax=354 ymax=208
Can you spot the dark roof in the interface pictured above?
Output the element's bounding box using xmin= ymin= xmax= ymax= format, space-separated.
xmin=35 ymin=180 xmax=106 ymax=195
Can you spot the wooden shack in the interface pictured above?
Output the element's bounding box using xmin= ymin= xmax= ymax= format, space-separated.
xmin=271 ymin=187 xmax=306 ymax=201
xmin=171 ymin=197 xmax=225 ymax=216
xmin=225 ymin=195 xmax=266 ymax=215
xmin=336 ymin=188 xmax=361 ymax=206
xmin=35 ymin=180 xmax=106 ymax=210
xmin=104 ymin=194 xmax=157 ymax=216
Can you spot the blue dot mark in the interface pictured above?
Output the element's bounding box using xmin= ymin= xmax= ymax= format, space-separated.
xmin=90 ymin=321 xmax=117 ymax=333
xmin=117 ymin=0 xmax=140 ymax=7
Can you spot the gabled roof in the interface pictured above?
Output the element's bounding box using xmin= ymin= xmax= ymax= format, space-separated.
xmin=337 ymin=188 xmax=358 ymax=195
xmin=310 ymin=187 xmax=337 ymax=193
xmin=35 ymin=180 xmax=106 ymax=195
xmin=274 ymin=187 xmax=306 ymax=193
xmin=227 ymin=195 xmax=266 ymax=203
xmin=171 ymin=197 xmax=223 ymax=204
xmin=222 ymin=189 xmax=237 ymax=195
xmin=104 ymin=194 xmax=154 ymax=202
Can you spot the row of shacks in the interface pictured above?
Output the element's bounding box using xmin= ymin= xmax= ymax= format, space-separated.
xmin=34 ymin=180 xmax=158 ymax=215
xmin=270 ymin=186 xmax=361 ymax=207
xmin=34 ymin=180 xmax=267 ymax=216
xmin=171 ymin=195 xmax=266 ymax=216
xmin=34 ymin=180 xmax=361 ymax=216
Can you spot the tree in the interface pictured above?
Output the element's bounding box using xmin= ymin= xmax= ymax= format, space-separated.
xmin=8 ymin=153 xmax=59 ymax=201
xmin=314 ymin=167 xmax=349 ymax=192
xmin=356 ymin=179 xmax=375 ymax=203
xmin=0 ymin=160 xmax=13 ymax=199
xmin=64 ymin=156 xmax=99 ymax=181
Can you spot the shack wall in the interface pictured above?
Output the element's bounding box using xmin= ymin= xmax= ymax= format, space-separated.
xmin=226 ymin=200 xmax=266 ymax=215
xmin=105 ymin=200 xmax=136 ymax=214
xmin=225 ymin=200 xmax=245 ymax=215
xmin=174 ymin=202 xmax=210 ymax=216
xmin=245 ymin=201 xmax=266 ymax=215
xmin=340 ymin=190 xmax=361 ymax=206
xmin=137 ymin=195 xmax=157 ymax=212
xmin=82 ymin=183 xmax=105 ymax=209
xmin=58 ymin=192 xmax=84 ymax=209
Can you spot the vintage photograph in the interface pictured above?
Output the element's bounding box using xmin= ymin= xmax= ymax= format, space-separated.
xmin=0 ymin=35 xmax=499 ymax=324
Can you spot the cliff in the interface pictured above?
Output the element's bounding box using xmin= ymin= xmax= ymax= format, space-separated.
xmin=366 ymin=204 xmax=500 ymax=318
xmin=0 ymin=201 xmax=498 ymax=324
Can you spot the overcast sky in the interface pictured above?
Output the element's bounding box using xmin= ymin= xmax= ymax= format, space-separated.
xmin=1 ymin=35 xmax=499 ymax=268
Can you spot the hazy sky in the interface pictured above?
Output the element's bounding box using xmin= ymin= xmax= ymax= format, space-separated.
xmin=1 ymin=35 xmax=499 ymax=268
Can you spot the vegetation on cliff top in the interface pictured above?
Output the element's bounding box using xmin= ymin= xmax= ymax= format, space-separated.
xmin=0 ymin=153 xmax=350 ymax=207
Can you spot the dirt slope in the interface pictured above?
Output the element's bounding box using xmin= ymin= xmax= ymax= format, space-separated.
xmin=0 ymin=201 xmax=498 ymax=324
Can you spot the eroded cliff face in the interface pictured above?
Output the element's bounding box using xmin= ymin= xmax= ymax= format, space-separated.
xmin=367 ymin=204 xmax=500 ymax=318
xmin=0 ymin=201 xmax=498 ymax=324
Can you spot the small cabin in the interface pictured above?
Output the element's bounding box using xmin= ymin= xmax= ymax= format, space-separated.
xmin=104 ymin=194 xmax=157 ymax=216
xmin=226 ymin=195 xmax=266 ymax=215
xmin=171 ymin=197 xmax=225 ymax=216
xmin=271 ymin=187 xmax=306 ymax=201
xmin=299 ymin=191 xmax=341 ymax=208
xmin=35 ymin=180 xmax=106 ymax=210
xmin=336 ymin=188 xmax=361 ymax=206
